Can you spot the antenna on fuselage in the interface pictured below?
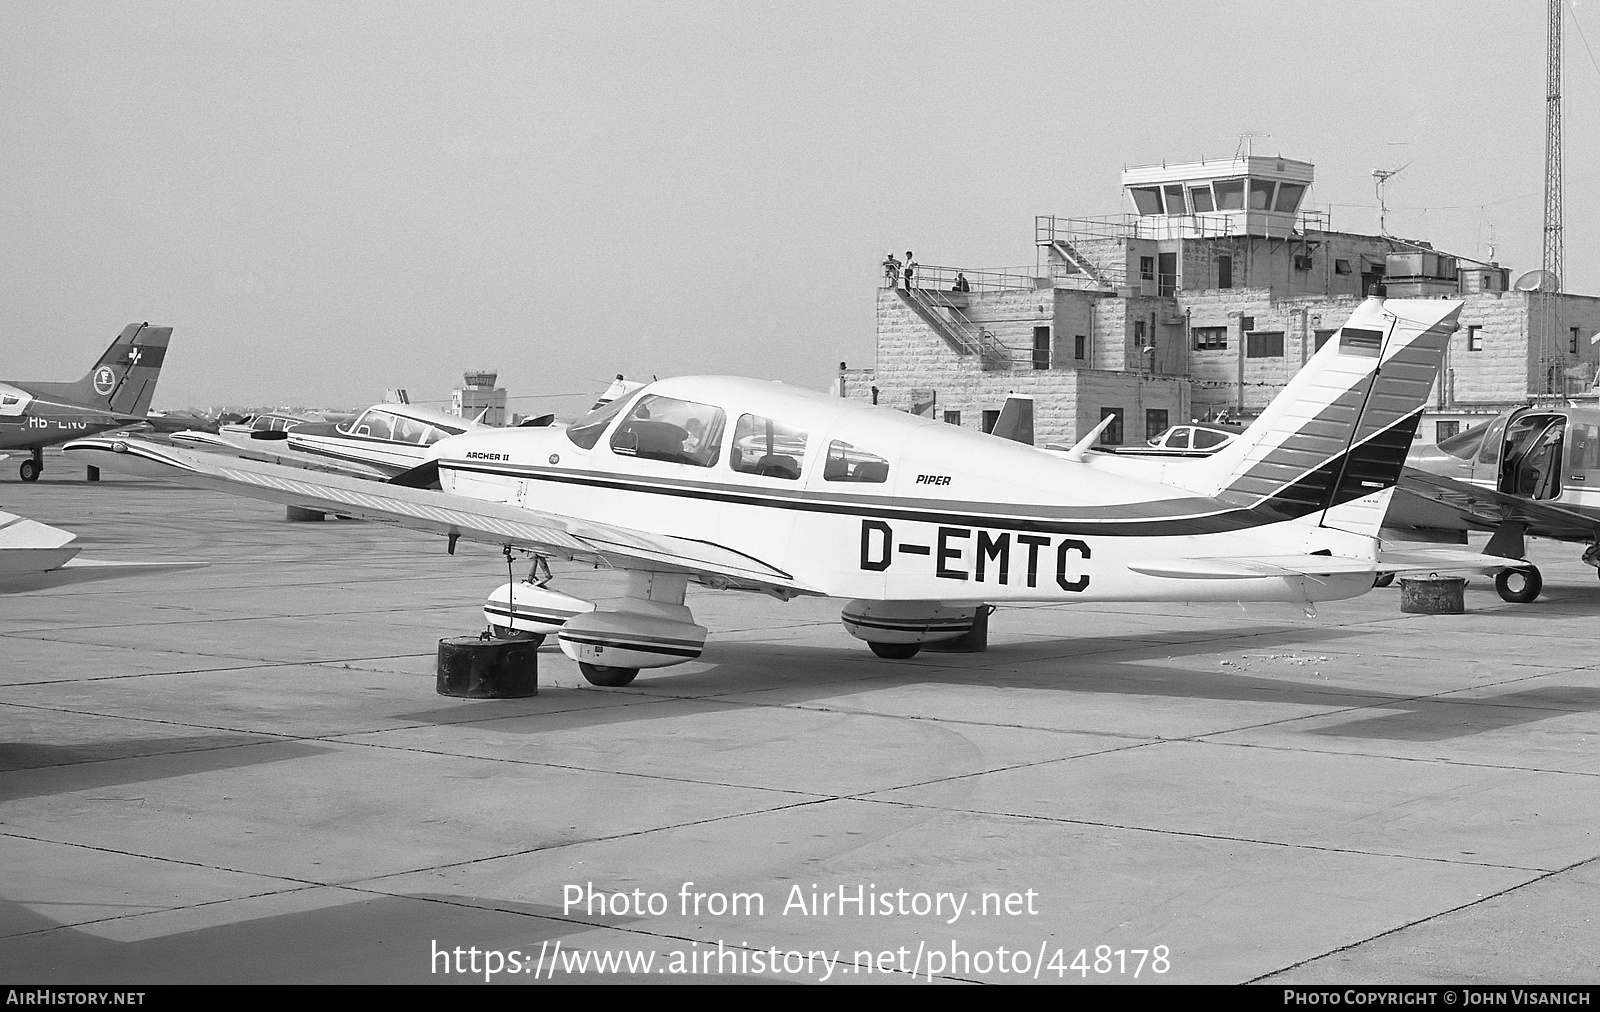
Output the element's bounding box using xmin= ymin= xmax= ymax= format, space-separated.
xmin=1061 ymin=414 xmax=1118 ymax=462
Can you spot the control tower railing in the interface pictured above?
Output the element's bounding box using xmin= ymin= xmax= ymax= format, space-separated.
xmin=880 ymin=263 xmax=1039 ymax=293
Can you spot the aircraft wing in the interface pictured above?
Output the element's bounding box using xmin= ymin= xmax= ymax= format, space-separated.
xmin=1127 ymin=548 xmax=1524 ymax=581
xmin=63 ymin=436 xmax=816 ymax=595
xmin=1394 ymin=467 xmax=1600 ymax=543
xmin=166 ymin=430 xmax=391 ymax=480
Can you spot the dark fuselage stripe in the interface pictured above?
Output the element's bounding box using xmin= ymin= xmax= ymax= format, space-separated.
xmin=447 ymin=463 xmax=1276 ymax=538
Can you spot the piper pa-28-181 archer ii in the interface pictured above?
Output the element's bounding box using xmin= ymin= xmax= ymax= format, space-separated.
xmin=67 ymin=297 xmax=1513 ymax=687
xmin=1 ymin=323 xmax=172 ymax=481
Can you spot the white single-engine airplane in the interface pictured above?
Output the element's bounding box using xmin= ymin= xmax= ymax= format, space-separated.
xmin=67 ymin=297 xmax=1510 ymax=686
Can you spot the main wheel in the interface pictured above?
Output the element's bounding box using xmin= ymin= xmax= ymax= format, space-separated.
xmin=1495 ymin=566 xmax=1542 ymax=603
xmin=490 ymin=627 xmax=545 ymax=647
xmin=18 ymin=459 xmax=40 ymax=482
xmin=868 ymin=641 xmax=921 ymax=659
xmin=579 ymin=662 xmax=639 ymax=687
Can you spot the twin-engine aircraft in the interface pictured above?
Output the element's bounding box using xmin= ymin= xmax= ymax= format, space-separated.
xmin=1389 ymin=401 xmax=1600 ymax=602
xmin=1 ymin=323 xmax=172 ymax=481
xmin=67 ymin=298 xmax=1508 ymax=686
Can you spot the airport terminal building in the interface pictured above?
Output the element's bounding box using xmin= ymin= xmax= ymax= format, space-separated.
xmin=843 ymin=155 xmax=1600 ymax=447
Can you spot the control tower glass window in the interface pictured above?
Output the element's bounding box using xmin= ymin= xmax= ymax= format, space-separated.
xmin=1188 ymin=185 xmax=1215 ymax=213
xmin=1214 ymin=179 xmax=1244 ymax=211
xmin=1130 ymin=187 xmax=1163 ymax=215
xmin=1163 ymin=185 xmax=1187 ymax=215
xmin=1274 ymin=182 xmax=1305 ymax=214
xmin=1249 ymin=179 xmax=1276 ymax=210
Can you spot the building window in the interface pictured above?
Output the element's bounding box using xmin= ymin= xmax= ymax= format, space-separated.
xmin=1314 ymin=329 xmax=1336 ymax=351
xmin=982 ymin=409 xmax=1000 ymax=434
xmin=1467 ymin=325 xmax=1483 ymax=352
xmin=1436 ymin=420 xmax=1460 ymax=442
xmin=1140 ymin=256 xmax=1155 ymax=281
xmin=1146 ymin=409 xmax=1169 ymax=441
xmin=1033 ymin=326 xmax=1050 ymax=370
xmin=1193 ymin=326 xmax=1227 ymax=350
xmin=1214 ymin=178 xmax=1245 ymax=211
xmin=1239 ymin=315 xmax=1254 ymax=332
xmin=1133 ymin=320 xmax=1146 ymax=346
xmin=1074 ymin=335 xmax=1086 ymax=361
xmin=943 ymin=410 xmax=961 ymax=426
xmin=1217 ymin=255 xmax=1232 ymax=289
xmin=1573 ymin=327 xmax=1581 ymax=354
xmin=1189 ymin=185 xmax=1215 ymax=213
xmin=1334 ymin=259 xmax=1353 ymax=275
xmin=1099 ymin=407 xmax=1124 ymax=445
xmin=1246 ymin=331 xmax=1285 ymax=358
xmin=1130 ymin=187 xmax=1162 ymax=215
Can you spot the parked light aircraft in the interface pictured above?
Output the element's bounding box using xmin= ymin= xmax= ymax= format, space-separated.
xmin=0 ymin=323 xmax=172 ymax=481
xmin=283 ymin=401 xmax=492 ymax=477
xmin=1387 ymin=402 xmax=1600 ymax=602
xmin=67 ymin=298 xmax=1508 ymax=686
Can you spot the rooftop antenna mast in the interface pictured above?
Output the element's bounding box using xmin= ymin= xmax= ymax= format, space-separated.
xmin=1539 ymin=0 xmax=1565 ymax=392
xmin=1234 ymin=132 xmax=1268 ymax=160
xmin=1372 ymin=162 xmax=1411 ymax=236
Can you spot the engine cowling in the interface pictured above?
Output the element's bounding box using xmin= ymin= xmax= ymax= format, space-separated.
xmin=558 ymin=610 xmax=708 ymax=670
xmin=840 ymin=600 xmax=979 ymax=645
xmin=483 ymin=581 xmax=595 ymax=636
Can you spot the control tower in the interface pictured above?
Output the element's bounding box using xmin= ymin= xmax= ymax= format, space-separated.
xmin=1121 ymin=154 xmax=1315 ymax=240
xmin=451 ymin=369 xmax=507 ymax=426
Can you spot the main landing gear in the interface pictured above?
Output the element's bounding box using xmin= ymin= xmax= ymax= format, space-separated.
xmin=19 ymin=449 xmax=42 ymax=482
xmin=1481 ymin=521 xmax=1544 ymax=603
xmin=1494 ymin=566 xmax=1542 ymax=604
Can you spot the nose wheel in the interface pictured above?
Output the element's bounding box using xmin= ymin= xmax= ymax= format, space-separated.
xmin=1494 ymin=566 xmax=1542 ymax=603
xmin=19 ymin=459 xmax=40 ymax=482
xmin=868 ymin=642 xmax=921 ymax=659
xmin=579 ymin=662 xmax=639 ymax=687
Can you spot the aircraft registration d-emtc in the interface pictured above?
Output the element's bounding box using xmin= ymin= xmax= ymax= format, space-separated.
xmin=69 ymin=297 xmax=1515 ymax=686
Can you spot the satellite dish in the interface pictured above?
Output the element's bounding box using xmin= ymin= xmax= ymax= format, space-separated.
xmin=1514 ymin=269 xmax=1559 ymax=292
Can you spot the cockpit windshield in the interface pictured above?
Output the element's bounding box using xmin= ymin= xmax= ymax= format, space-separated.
xmin=1437 ymin=419 xmax=1493 ymax=461
xmin=565 ymin=393 xmax=635 ymax=450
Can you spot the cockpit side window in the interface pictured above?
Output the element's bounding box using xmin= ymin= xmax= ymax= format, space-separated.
xmin=822 ymin=440 xmax=888 ymax=483
xmin=362 ymin=410 xmax=396 ymax=440
xmin=730 ymin=415 xmax=807 ymax=480
xmin=393 ymin=415 xmax=431 ymax=444
xmin=609 ymin=395 xmax=726 ymax=467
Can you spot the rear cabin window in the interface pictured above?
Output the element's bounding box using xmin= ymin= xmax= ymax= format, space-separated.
xmin=823 ymin=441 xmax=890 ymax=483
xmin=609 ymin=395 xmax=726 ymax=466
xmin=730 ymin=414 xmax=807 ymax=480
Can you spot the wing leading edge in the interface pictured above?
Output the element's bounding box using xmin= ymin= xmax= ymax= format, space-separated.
xmin=63 ymin=437 xmax=814 ymax=595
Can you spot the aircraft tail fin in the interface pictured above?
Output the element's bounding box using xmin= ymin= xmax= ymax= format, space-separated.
xmin=1176 ymin=297 xmax=1460 ymax=536
xmin=990 ymin=394 xmax=1034 ymax=445
xmin=67 ymin=323 xmax=173 ymax=416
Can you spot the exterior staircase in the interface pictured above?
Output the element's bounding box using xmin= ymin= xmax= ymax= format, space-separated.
xmin=895 ymin=288 xmax=1010 ymax=370
xmin=1045 ymin=237 xmax=1114 ymax=288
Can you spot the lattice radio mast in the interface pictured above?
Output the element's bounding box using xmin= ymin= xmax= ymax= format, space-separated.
xmin=1540 ymin=0 xmax=1565 ymax=392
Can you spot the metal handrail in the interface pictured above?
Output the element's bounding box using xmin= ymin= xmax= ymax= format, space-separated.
xmin=1036 ymin=209 xmax=1332 ymax=244
xmin=880 ymin=263 xmax=1037 ymax=293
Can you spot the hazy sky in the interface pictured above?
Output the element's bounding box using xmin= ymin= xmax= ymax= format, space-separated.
xmin=3 ymin=1 xmax=1596 ymax=417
